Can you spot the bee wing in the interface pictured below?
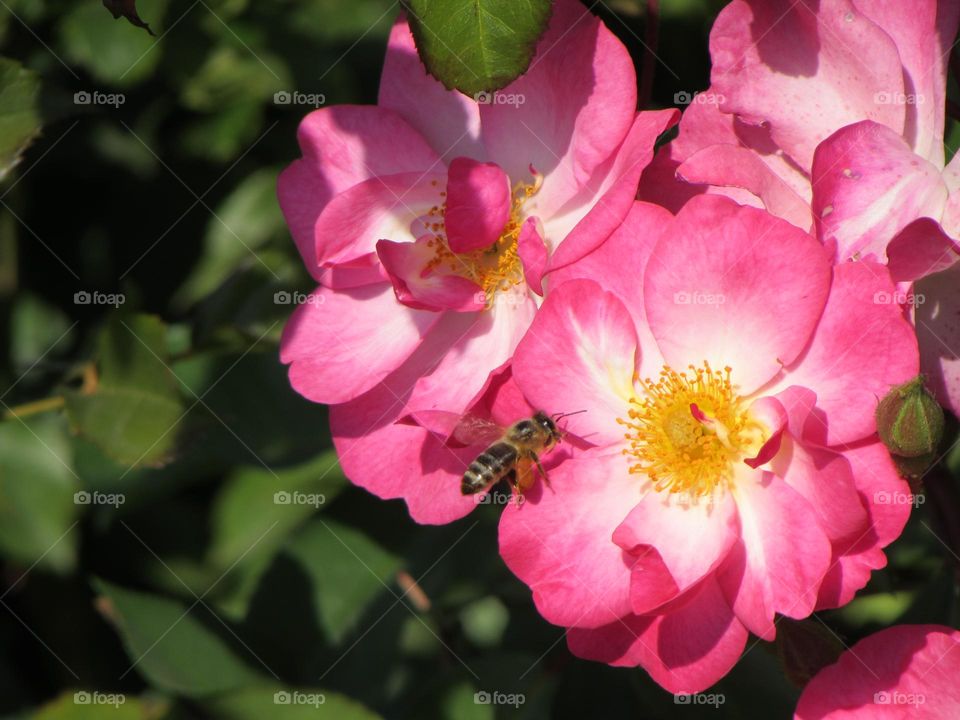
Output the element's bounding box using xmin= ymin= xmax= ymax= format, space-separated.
xmin=400 ymin=410 xmax=503 ymax=448
xmin=451 ymin=415 xmax=506 ymax=447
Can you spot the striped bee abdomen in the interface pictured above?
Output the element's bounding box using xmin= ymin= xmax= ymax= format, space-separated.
xmin=462 ymin=442 xmax=518 ymax=494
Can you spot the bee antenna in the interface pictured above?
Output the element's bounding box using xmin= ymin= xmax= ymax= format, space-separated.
xmin=552 ymin=409 xmax=587 ymax=421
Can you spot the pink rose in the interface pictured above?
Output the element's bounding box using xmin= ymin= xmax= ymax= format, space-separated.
xmin=277 ymin=0 xmax=677 ymax=522
xmin=500 ymin=196 xmax=919 ymax=692
xmin=796 ymin=624 xmax=960 ymax=719
xmin=640 ymin=0 xmax=960 ymax=416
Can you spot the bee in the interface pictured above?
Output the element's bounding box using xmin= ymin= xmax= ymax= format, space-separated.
xmin=459 ymin=410 xmax=585 ymax=496
xmin=459 ymin=411 xmax=558 ymax=495
xmin=401 ymin=409 xmax=584 ymax=497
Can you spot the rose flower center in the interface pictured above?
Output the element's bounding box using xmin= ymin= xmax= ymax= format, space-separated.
xmin=423 ymin=173 xmax=542 ymax=306
xmin=619 ymin=362 xmax=767 ymax=497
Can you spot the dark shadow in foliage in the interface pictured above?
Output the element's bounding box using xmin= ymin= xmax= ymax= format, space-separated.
xmin=237 ymin=552 xmax=325 ymax=684
xmin=0 ymin=573 xmax=143 ymax=715
xmin=239 ymin=544 xmax=407 ymax=710
xmin=175 ymin=350 xmax=331 ymax=469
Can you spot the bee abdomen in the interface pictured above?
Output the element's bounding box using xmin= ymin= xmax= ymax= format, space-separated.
xmin=461 ymin=442 xmax=518 ymax=495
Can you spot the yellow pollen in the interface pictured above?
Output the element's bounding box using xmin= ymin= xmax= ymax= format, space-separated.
xmin=424 ymin=173 xmax=542 ymax=306
xmin=617 ymin=362 xmax=766 ymax=498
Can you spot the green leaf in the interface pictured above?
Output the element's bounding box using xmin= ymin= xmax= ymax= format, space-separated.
xmin=0 ymin=57 xmax=41 ymax=183
xmin=180 ymin=47 xmax=286 ymax=112
xmin=207 ymin=451 xmax=348 ymax=618
xmin=173 ymin=168 xmax=286 ymax=308
xmin=31 ymin=691 xmax=169 ymax=719
xmin=58 ymin=0 xmax=168 ymax=85
xmin=94 ymin=579 xmax=262 ymax=696
xmin=946 ymin=118 xmax=960 ymax=165
xmin=289 ymin=0 xmax=396 ymax=42
xmin=835 ymin=590 xmax=916 ymax=626
xmin=459 ymin=596 xmax=508 ymax=648
xmin=209 ymin=451 xmax=346 ymax=569
xmin=102 ymin=0 xmax=156 ymax=35
xmin=9 ymin=293 xmax=73 ymax=374
xmin=441 ymin=682 xmax=493 ymax=720
xmin=179 ymin=102 xmax=264 ymax=162
xmin=203 ymin=686 xmax=382 ymax=720
xmin=0 ymin=414 xmax=79 ymax=573
xmin=283 ymin=518 xmax=401 ymax=645
xmin=170 ymin=350 xmax=327 ymax=467
xmin=65 ymin=315 xmax=185 ymax=468
xmin=401 ymin=0 xmax=553 ymax=95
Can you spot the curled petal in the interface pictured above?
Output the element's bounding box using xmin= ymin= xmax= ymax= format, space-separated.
xmin=811 ymin=121 xmax=947 ymax=262
xmin=444 ymin=157 xmax=511 ymax=253
xmin=377 ymin=238 xmax=484 ymax=312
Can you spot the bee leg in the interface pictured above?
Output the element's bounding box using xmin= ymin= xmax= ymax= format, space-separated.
xmin=533 ymin=454 xmax=551 ymax=488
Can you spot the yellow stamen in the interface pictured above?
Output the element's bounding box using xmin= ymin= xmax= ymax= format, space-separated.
xmin=618 ymin=362 xmax=767 ymax=498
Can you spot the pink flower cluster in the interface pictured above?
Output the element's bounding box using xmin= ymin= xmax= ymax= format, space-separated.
xmin=278 ymin=0 xmax=955 ymax=703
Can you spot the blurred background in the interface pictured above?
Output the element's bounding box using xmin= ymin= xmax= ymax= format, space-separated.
xmin=0 ymin=0 xmax=958 ymax=718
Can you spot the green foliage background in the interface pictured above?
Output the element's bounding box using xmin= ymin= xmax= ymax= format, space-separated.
xmin=0 ymin=1 xmax=958 ymax=718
